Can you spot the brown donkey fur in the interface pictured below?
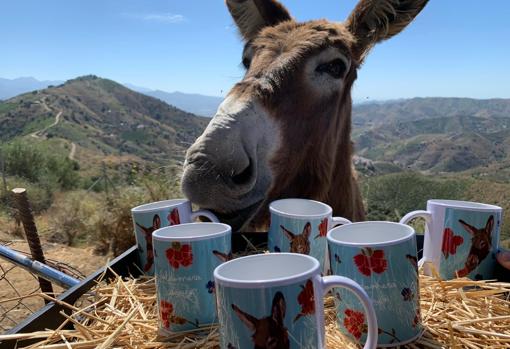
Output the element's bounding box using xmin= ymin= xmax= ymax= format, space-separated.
xmin=182 ymin=0 xmax=429 ymax=231
xmin=457 ymin=215 xmax=494 ymax=277
xmin=280 ymin=222 xmax=312 ymax=255
xmin=231 ymin=291 xmax=289 ymax=348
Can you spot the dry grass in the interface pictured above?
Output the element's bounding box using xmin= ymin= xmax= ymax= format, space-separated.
xmin=1 ymin=263 xmax=509 ymax=349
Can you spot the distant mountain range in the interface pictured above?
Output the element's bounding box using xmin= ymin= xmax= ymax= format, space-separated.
xmin=0 ymin=76 xmax=223 ymax=117
xmin=124 ymin=84 xmax=223 ymax=117
xmin=0 ymin=77 xmax=64 ymax=100
xmin=352 ymin=97 xmax=510 ymax=175
xmin=2 ymin=75 xmax=510 ymax=179
xmin=0 ymin=75 xmax=208 ymax=169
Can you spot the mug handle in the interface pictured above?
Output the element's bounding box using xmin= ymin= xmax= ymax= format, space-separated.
xmin=399 ymin=210 xmax=432 ymax=267
xmin=318 ymin=275 xmax=378 ymax=349
xmin=190 ymin=210 xmax=219 ymax=223
xmin=331 ymin=216 xmax=352 ymax=228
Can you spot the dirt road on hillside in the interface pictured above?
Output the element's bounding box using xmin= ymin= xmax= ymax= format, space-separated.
xmin=29 ymin=110 xmax=62 ymax=139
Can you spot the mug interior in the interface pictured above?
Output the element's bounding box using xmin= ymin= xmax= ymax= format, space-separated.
xmin=270 ymin=198 xmax=331 ymax=218
xmin=153 ymin=223 xmax=230 ymax=241
xmin=328 ymin=221 xmax=414 ymax=246
xmin=428 ymin=199 xmax=501 ymax=211
xmin=214 ymin=253 xmax=319 ymax=287
xmin=132 ymin=199 xmax=188 ymax=213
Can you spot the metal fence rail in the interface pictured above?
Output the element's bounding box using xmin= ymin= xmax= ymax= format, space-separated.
xmin=0 ymin=188 xmax=84 ymax=332
xmin=0 ymin=240 xmax=84 ymax=332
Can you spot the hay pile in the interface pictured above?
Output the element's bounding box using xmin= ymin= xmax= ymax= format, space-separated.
xmin=1 ymin=267 xmax=509 ymax=348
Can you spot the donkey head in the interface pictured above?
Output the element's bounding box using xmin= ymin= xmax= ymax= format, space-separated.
xmin=182 ymin=0 xmax=428 ymax=231
xmin=231 ymin=291 xmax=289 ymax=349
xmin=459 ymin=215 xmax=494 ymax=256
xmin=281 ymin=222 xmax=311 ymax=255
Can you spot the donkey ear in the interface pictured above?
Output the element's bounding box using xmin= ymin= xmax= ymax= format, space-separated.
xmin=231 ymin=304 xmax=258 ymax=332
xmin=346 ymin=0 xmax=428 ymax=62
xmin=271 ymin=291 xmax=286 ymax=324
xmin=281 ymin=225 xmax=295 ymax=240
xmin=226 ymin=0 xmax=292 ymax=41
xmin=485 ymin=215 xmax=495 ymax=234
xmin=459 ymin=219 xmax=477 ymax=236
xmin=302 ymin=222 xmax=312 ymax=239
xmin=213 ymin=250 xmax=228 ymax=262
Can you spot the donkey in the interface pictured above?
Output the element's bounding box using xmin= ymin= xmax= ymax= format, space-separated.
xmin=136 ymin=214 xmax=161 ymax=272
xmin=181 ymin=0 xmax=429 ymax=231
xmin=280 ymin=222 xmax=311 ymax=255
xmin=231 ymin=291 xmax=289 ymax=349
xmin=456 ymin=215 xmax=494 ymax=278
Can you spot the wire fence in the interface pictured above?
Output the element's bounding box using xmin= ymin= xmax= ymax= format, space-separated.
xmin=0 ymin=239 xmax=85 ymax=332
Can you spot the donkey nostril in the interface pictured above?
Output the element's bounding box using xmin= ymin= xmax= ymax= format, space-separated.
xmin=231 ymin=160 xmax=253 ymax=186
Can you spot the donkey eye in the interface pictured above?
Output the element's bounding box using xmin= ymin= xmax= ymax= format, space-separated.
xmin=316 ymin=59 xmax=347 ymax=79
xmin=242 ymin=57 xmax=251 ymax=69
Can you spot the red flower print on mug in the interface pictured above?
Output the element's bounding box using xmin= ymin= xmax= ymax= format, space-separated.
xmin=159 ymin=300 xmax=188 ymax=328
xmin=166 ymin=242 xmax=193 ymax=269
xmin=294 ymin=279 xmax=315 ymax=322
xmin=314 ymin=218 xmax=328 ymax=239
xmin=344 ymin=309 xmax=367 ymax=340
xmin=353 ymin=248 xmax=388 ymax=276
xmin=168 ymin=208 xmax=181 ymax=226
xmin=160 ymin=300 xmax=173 ymax=328
xmin=441 ymin=228 xmax=464 ymax=259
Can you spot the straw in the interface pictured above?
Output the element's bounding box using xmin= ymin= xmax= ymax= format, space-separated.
xmin=2 ymin=264 xmax=509 ymax=348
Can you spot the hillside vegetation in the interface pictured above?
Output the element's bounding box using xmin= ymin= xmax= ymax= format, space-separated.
xmin=0 ymin=75 xmax=208 ymax=171
xmin=1 ymin=81 xmax=509 ymax=255
xmin=353 ymin=98 xmax=510 ymax=176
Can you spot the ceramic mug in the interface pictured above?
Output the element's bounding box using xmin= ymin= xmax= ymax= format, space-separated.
xmin=268 ymin=199 xmax=351 ymax=271
xmin=153 ymin=222 xmax=231 ymax=334
xmin=328 ymin=222 xmax=422 ymax=347
xmin=400 ymin=199 xmax=503 ymax=280
xmin=131 ymin=199 xmax=218 ymax=275
xmin=214 ymin=253 xmax=378 ymax=349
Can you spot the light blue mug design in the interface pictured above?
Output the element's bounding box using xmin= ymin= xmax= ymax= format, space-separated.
xmin=131 ymin=199 xmax=218 ymax=275
xmin=400 ymin=200 xmax=503 ymax=280
xmin=328 ymin=222 xmax=422 ymax=347
xmin=214 ymin=253 xmax=378 ymax=349
xmin=268 ymin=199 xmax=351 ymax=271
xmin=153 ymin=222 xmax=231 ymax=334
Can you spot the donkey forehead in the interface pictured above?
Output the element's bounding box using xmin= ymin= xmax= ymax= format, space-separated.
xmin=248 ymin=20 xmax=355 ymax=60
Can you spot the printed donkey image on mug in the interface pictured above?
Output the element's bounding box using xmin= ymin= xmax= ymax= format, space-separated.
xmin=281 ymin=223 xmax=311 ymax=255
xmin=231 ymin=292 xmax=289 ymax=349
xmin=456 ymin=215 xmax=494 ymax=277
xmin=136 ymin=214 xmax=161 ymax=272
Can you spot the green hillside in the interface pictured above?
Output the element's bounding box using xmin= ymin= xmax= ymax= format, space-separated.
xmin=353 ymin=98 xmax=510 ymax=176
xmin=0 ymin=75 xmax=208 ymax=170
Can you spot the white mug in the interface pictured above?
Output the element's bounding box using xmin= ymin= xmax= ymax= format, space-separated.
xmin=268 ymin=198 xmax=351 ymax=271
xmin=214 ymin=253 xmax=378 ymax=349
xmin=131 ymin=199 xmax=219 ymax=275
xmin=400 ymin=199 xmax=503 ymax=280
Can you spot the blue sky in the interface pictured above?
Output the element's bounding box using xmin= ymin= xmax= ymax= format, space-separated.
xmin=1 ymin=0 xmax=509 ymax=100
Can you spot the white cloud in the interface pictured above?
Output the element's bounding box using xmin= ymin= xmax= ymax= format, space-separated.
xmin=122 ymin=13 xmax=186 ymax=24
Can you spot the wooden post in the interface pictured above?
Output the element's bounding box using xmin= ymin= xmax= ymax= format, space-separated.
xmin=102 ymin=162 xmax=108 ymax=198
xmin=11 ymin=188 xmax=54 ymax=301
xmin=0 ymin=149 xmax=7 ymax=198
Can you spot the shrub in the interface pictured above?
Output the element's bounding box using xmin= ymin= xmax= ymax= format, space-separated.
xmin=47 ymin=191 xmax=96 ymax=246
xmin=362 ymin=172 xmax=468 ymax=223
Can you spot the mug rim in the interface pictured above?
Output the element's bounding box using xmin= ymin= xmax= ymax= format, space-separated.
xmin=427 ymin=199 xmax=502 ymax=211
xmin=131 ymin=199 xmax=188 ymax=213
xmin=327 ymin=221 xmax=415 ymax=247
xmin=152 ymin=222 xmax=231 ymax=242
xmin=214 ymin=253 xmax=320 ymax=289
xmin=269 ymin=198 xmax=332 ymax=219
